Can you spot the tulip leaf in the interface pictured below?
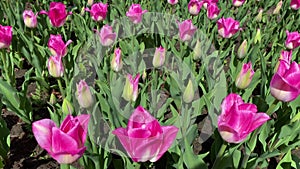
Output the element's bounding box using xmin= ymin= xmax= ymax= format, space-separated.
xmin=183 ymin=138 xmax=208 ymax=169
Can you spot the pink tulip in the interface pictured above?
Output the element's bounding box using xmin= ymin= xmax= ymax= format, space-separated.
xmin=217 ymin=17 xmax=240 ymax=38
xmin=96 ymin=25 xmax=116 ymax=46
xmin=126 ymin=4 xmax=148 ymax=24
xmin=122 ymin=73 xmax=140 ymax=102
xmin=111 ymin=48 xmax=123 ymax=72
xmin=188 ymin=0 xmax=203 ymax=16
xmin=76 ymin=80 xmax=94 ymax=108
xmin=112 ymin=106 xmax=178 ymax=162
xmin=285 ymin=30 xmax=300 ymax=50
xmin=0 ymin=25 xmax=12 ymax=49
xmin=233 ymin=0 xmax=245 ymax=7
xmin=48 ymin=34 xmax=72 ymax=57
xmin=47 ymin=55 xmax=64 ymax=78
xmin=23 ymin=10 xmax=38 ymax=28
xmin=218 ymin=93 xmax=270 ymax=143
xmin=270 ymin=61 xmax=300 ymax=102
xmin=39 ymin=2 xmax=72 ymax=27
xmin=32 ymin=114 xmax=90 ymax=164
xmin=290 ymin=0 xmax=300 ymax=10
xmin=275 ymin=50 xmax=293 ymax=72
xmin=202 ymin=0 xmax=218 ymax=9
xmin=168 ymin=0 xmax=178 ymax=5
xmin=152 ymin=46 xmax=166 ymax=68
xmin=235 ymin=62 xmax=254 ymax=89
xmin=85 ymin=2 xmax=108 ymax=22
xmin=178 ymin=19 xmax=197 ymax=41
xmin=207 ymin=3 xmax=220 ymax=20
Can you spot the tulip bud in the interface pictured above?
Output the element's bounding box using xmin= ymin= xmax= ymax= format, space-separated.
xmin=49 ymin=93 xmax=57 ymax=105
xmin=122 ymin=74 xmax=140 ymax=102
xmin=97 ymin=25 xmax=116 ymax=46
xmin=0 ymin=25 xmax=12 ymax=49
xmin=23 ymin=10 xmax=38 ymax=28
xmin=188 ymin=0 xmax=202 ymax=16
xmin=193 ymin=40 xmax=202 ymax=60
xmin=178 ymin=19 xmax=197 ymax=42
xmin=76 ymin=80 xmax=94 ymax=108
xmin=255 ymin=9 xmax=263 ymax=22
xmin=87 ymin=0 xmax=94 ymax=6
xmin=233 ymin=0 xmax=245 ymax=7
xmin=237 ymin=39 xmax=248 ymax=59
xmin=254 ymin=29 xmax=261 ymax=44
xmin=207 ymin=3 xmax=220 ymax=20
xmin=142 ymin=69 xmax=147 ymax=81
xmin=290 ymin=0 xmax=300 ymax=10
xmin=126 ymin=4 xmax=147 ymax=24
xmin=152 ymin=46 xmax=166 ymax=68
xmin=111 ymin=48 xmax=123 ymax=72
xmin=47 ymin=56 xmax=64 ymax=78
xmin=183 ymin=79 xmax=194 ymax=103
xmin=62 ymin=98 xmax=74 ymax=114
xmin=273 ymin=1 xmax=282 ymax=14
xmin=235 ymin=62 xmax=254 ymax=89
xmin=168 ymin=0 xmax=178 ymax=5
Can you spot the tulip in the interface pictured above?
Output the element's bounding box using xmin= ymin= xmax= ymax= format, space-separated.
xmin=122 ymin=73 xmax=140 ymax=102
xmin=0 ymin=25 xmax=12 ymax=49
xmin=254 ymin=28 xmax=261 ymax=44
xmin=273 ymin=0 xmax=283 ymax=14
xmin=274 ymin=50 xmax=293 ymax=72
xmin=87 ymin=0 xmax=94 ymax=6
xmin=47 ymin=56 xmax=64 ymax=78
xmin=217 ymin=17 xmax=240 ymax=38
xmin=178 ymin=19 xmax=197 ymax=42
xmin=111 ymin=48 xmax=123 ymax=72
xmin=39 ymin=2 xmax=72 ymax=27
xmin=291 ymin=0 xmax=300 ymax=10
xmin=85 ymin=2 xmax=108 ymax=22
xmin=48 ymin=34 xmax=72 ymax=57
xmin=62 ymin=99 xmax=74 ymax=114
xmin=49 ymin=93 xmax=57 ymax=105
xmin=202 ymin=0 xmax=218 ymax=9
xmin=183 ymin=79 xmax=194 ymax=103
xmin=168 ymin=0 xmax=178 ymax=5
xmin=112 ymin=106 xmax=178 ymax=162
xmin=23 ymin=10 xmax=38 ymax=28
xmin=235 ymin=62 xmax=254 ymax=89
xmin=193 ymin=40 xmax=203 ymax=60
xmin=285 ymin=30 xmax=300 ymax=50
xmin=237 ymin=39 xmax=248 ymax=59
xmin=188 ymin=0 xmax=203 ymax=16
xmin=126 ymin=4 xmax=148 ymax=24
xmin=233 ymin=0 xmax=245 ymax=7
xmin=207 ymin=3 xmax=220 ymax=20
xmin=218 ymin=93 xmax=270 ymax=143
xmin=96 ymin=25 xmax=116 ymax=46
xmin=255 ymin=9 xmax=263 ymax=22
xmin=270 ymin=61 xmax=300 ymax=102
xmin=76 ymin=80 xmax=94 ymax=108
xmin=152 ymin=46 xmax=166 ymax=68
xmin=32 ymin=114 xmax=90 ymax=164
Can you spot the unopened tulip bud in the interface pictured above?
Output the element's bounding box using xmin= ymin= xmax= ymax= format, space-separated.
xmin=87 ymin=0 xmax=94 ymax=6
xmin=142 ymin=69 xmax=147 ymax=81
xmin=49 ymin=93 xmax=57 ymax=105
xmin=122 ymin=74 xmax=140 ymax=102
xmin=111 ymin=48 xmax=123 ymax=72
xmin=254 ymin=29 xmax=261 ymax=44
xmin=237 ymin=39 xmax=248 ymax=59
xmin=76 ymin=80 xmax=94 ymax=108
xmin=235 ymin=62 xmax=254 ymax=89
xmin=47 ymin=56 xmax=64 ymax=78
xmin=193 ymin=40 xmax=202 ymax=60
xmin=23 ymin=10 xmax=38 ymax=28
xmin=255 ymin=9 xmax=263 ymax=22
xmin=183 ymin=79 xmax=194 ymax=103
xmin=152 ymin=46 xmax=166 ymax=68
xmin=62 ymin=99 xmax=74 ymax=114
xmin=273 ymin=1 xmax=282 ymax=14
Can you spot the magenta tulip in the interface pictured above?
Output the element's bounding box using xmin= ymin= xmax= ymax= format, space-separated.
xmin=47 ymin=55 xmax=64 ymax=78
xmin=112 ymin=106 xmax=178 ymax=162
xmin=0 ymin=25 xmax=12 ymax=49
xmin=202 ymin=0 xmax=218 ymax=9
xmin=291 ymin=0 xmax=300 ymax=10
xmin=48 ymin=34 xmax=72 ymax=57
xmin=95 ymin=25 xmax=116 ymax=46
xmin=122 ymin=73 xmax=140 ymax=102
xmin=217 ymin=17 xmax=240 ymax=38
xmin=111 ymin=48 xmax=123 ymax=72
xmin=285 ymin=30 xmax=300 ymax=50
xmin=235 ymin=62 xmax=254 ymax=89
xmin=40 ymin=2 xmax=72 ymax=27
xmin=168 ymin=0 xmax=178 ymax=5
xmin=218 ymin=93 xmax=270 ymax=143
xmin=23 ymin=10 xmax=38 ymax=28
xmin=207 ymin=3 xmax=220 ymax=20
xmin=32 ymin=114 xmax=90 ymax=164
xmin=270 ymin=60 xmax=300 ymax=102
xmin=178 ymin=19 xmax=197 ymax=42
xmin=275 ymin=50 xmax=293 ymax=72
xmin=85 ymin=2 xmax=108 ymax=22
xmin=233 ymin=0 xmax=245 ymax=7
xmin=126 ymin=4 xmax=148 ymax=24
xmin=188 ymin=0 xmax=203 ymax=16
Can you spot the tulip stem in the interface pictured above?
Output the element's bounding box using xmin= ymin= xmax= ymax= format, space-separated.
xmin=211 ymin=142 xmax=227 ymax=169
xmin=60 ymin=164 xmax=70 ymax=169
xmin=266 ymin=99 xmax=279 ymax=116
xmin=57 ymin=78 xmax=65 ymax=99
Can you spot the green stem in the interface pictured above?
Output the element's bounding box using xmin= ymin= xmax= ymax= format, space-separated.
xmin=57 ymin=78 xmax=65 ymax=99
xmin=211 ymin=142 xmax=228 ymax=169
xmin=60 ymin=164 xmax=70 ymax=169
xmin=266 ymin=99 xmax=279 ymax=116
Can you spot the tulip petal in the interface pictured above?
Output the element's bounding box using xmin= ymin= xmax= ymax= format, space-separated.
xmin=128 ymin=106 xmax=156 ymax=129
xmin=221 ymin=93 xmax=243 ymax=114
xmin=32 ymin=119 xmax=57 ymax=152
xmin=50 ymin=147 xmax=86 ymax=164
xmin=52 ymin=127 xmax=79 ymax=154
xmin=128 ymin=128 xmax=151 ymax=138
xmin=246 ymin=112 xmax=270 ymax=134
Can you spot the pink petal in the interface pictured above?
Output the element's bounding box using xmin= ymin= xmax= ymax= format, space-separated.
xmin=246 ymin=112 xmax=270 ymax=134
xmin=32 ymin=119 xmax=57 ymax=152
xmin=221 ymin=93 xmax=243 ymax=114
xmin=52 ymin=127 xmax=79 ymax=154
xmin=50 ymin=147 xmax=86 ymax=164
xmin=128 ymin=128 xmax=151 ymax=138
